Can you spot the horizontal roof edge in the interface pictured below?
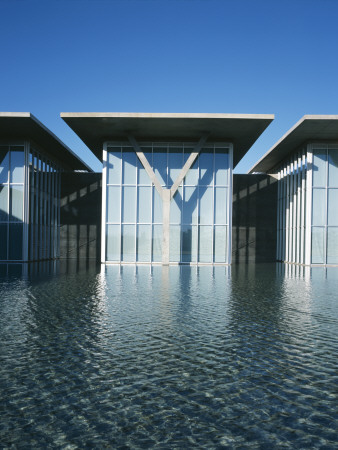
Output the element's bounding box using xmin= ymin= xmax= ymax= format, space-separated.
xmin=61 ymin=112 xmax=275 ymax=120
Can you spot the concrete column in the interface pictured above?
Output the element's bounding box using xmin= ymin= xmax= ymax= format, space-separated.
xmin=162 ymin=189 xmax=171 ymax=265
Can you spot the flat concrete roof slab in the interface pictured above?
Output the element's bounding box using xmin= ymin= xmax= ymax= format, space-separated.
xmin=0 ymin=112 xmax=92 ymax=171
xmin=249 ymin=115 xmax=338 ymax=173
xmin=61 ymin=112 xmax=274 ymax=167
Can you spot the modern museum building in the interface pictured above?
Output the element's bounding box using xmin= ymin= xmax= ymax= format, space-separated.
xmin=1 ymin=111 xmax=338 ymax=266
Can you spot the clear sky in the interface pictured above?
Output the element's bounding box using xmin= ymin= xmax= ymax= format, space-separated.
xmin=1 ymin=0 xmax=338 ymax=173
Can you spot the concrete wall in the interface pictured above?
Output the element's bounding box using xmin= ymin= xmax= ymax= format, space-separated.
xmin=60 ymin=173 xmax=101 ymax=261
xmin=232 ymin=174 xmax=277 ymax=263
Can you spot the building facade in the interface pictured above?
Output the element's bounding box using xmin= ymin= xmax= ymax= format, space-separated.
xmin=0 ymin=113 xmax=91 ymax=262
xmin=250 ymin=115 xmax=338 ymax=266
xmin=61 ymin=112 xmax=273 ymax=265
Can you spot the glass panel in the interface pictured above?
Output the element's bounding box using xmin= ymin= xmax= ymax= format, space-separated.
xmin=122 ymin=148 xmax=136 ymax=184
xmin=214 ymin=226 xmax=227 ymax=263
xmin=8 ymin=223 xmax=23 ymax=260
xmin=0 ymin=223 xmax=7 ymax=259
xmin=153 ymin=188 xmax=162 ymax=223
xmin=107 ymin=186 xmax=120 ymax=223
xmin=199 ymin=226 xmax=213 ymax=263
xmin=215 ymin=149 xmax=229 ymax=186
xmin=327 ymin=227 xmax=338 ymax=264
xmin=0 ymin=146 xmax=9 ymax=183
xmin=0 ymin=185 xmax=9 ymax=221
xmin=199 ymin=187 xmax=213 ymax=225
xmin=137 ymin=150 xmax=152 ymax=185
xmin=168 ymin=148 xmax=183 ymax=187
xmin=121 ymin=224 xmax=135 ymax=262
xmin=169 ymin=225 xmax=180 ymax=262
xmin=137 ymin=187 xmax=151 ymax=223
xmin=122 ymin=186 xmax=136 ymax=223
xmin=183 ymin=186 xmax=198 ymax=224
xmin=152 ymin=225 xmax=162 ymax=262
xmin=312 ymin=150 xmax=327 ymax=187
xmin=153 ymin=148 xmax=167 ymax=186
xmin=170 ymin=188 xmax=182 ymax=224
xmin=312 ymin=188 xmax=326 ymax=226
xmin=199 ymin=150 xmax=213 ymax=186
xmin=311 ymin=227 xmax=325 ymax=264
xmin=328 ymin=189 xmax=338 ymax=226
xmin=185 ymin=157 xmax=198 ymax=186
xmin=107 ymin=150 xmax=121 ymax=185
xmin=137 ymin=225 xmax=151 ymax=262
xmin=215 ymin=187 xmax=227 ymax=224
xmin=10 ymin=148 xmax=25 ymax=184
xmin=10 ymin=185 xmax=24 ymax=222
xmin=181 ymin=225 xmax=197 ymax=263
xmin=328 ymin=149 xmax=338 ymax=187
xmin=106 ymin=224 xmax=120 ymax=261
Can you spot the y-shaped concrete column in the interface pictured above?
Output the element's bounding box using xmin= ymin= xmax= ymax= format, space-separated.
xmin=128 ymin=134 xmax=209 ymax=264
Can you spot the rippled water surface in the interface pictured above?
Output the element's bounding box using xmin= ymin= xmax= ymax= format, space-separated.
xmin=0 ymin=262 xmax=337 ymax=449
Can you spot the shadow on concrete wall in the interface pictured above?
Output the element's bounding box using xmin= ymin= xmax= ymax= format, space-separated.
xmin=60 ymin=173 xmax=101 ymax=262
xmin=232 ymin=174 xmax=277 ymax=263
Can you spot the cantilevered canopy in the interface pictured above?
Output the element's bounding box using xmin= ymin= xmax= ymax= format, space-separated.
xmin=0 ymin=112 xmax=92 ymax=171
xmin=61 ymin=112 xmax=274 ymax=167
xmin=249 ymin=115 xmax=338 ymax=174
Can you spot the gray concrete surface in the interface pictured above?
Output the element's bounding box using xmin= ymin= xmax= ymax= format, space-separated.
xmin=232 ymin=174 xmax=277 ymax=263
xmin=60 ymin=173 xmax=101 ymax=261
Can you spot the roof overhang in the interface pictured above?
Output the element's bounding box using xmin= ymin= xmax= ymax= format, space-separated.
xmin=0 ymin=112 xmax=92 ymax=171
xmin=61 ymin=112 xmax=274 ymax=167
xmin=249 ymin=115 xmax=338 ymax=173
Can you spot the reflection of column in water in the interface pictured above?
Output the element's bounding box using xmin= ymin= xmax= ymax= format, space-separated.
xmin=159 ymin=265 xmax=173 ymax=326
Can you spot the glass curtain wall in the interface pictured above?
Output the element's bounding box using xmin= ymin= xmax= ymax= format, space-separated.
xmin=104 ymin=143 xmax=231 ymax=264
xmin=29 ymin=148 xmax=61 ymax=261
xmin=0 ymin=143 xmax=61 ymax=262
xmin=276 ymin=148 xmax=307 ymax=264
xmin=0 ymin=145 xmax=25 ymax=260
xmin=311 ymin=145 xmax=338 ymax=264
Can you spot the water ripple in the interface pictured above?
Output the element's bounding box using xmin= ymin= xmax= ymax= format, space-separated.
xmin=0 ymin=263 xmax=337 ymax=448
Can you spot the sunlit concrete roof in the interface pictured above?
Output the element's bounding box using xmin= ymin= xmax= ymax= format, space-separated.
xmin=249 ymin=115 xmax=338 ymax=173
xmin=61 ymin=112 xmax=274 ymax=167
xmin=0 ymin=112 xmax=92 ymax=171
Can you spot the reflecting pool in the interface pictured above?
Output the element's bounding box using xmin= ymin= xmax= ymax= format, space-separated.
xmin=0 ymin=262 xmax=337 ymax=448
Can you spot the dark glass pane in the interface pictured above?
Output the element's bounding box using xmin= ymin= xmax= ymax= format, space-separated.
xmin=181 ymin=224 xmax=197 ymax=262
xmin=0 ymin=223 xmax=8 ymax=259
xmin=8 ymin=223 xmax=23 ymax=260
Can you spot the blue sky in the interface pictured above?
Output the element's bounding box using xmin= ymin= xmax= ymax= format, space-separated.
xmin=1 ymin=0 xmax=338 ymax=173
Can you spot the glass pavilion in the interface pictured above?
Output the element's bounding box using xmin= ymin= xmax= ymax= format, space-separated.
xmin=61 ymin=112 xmax=273 ymax=265
xmin=0 ymin=113 xmax=91 ymax=262
xmin=249 ymin=115 xmax=338 ymax=266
